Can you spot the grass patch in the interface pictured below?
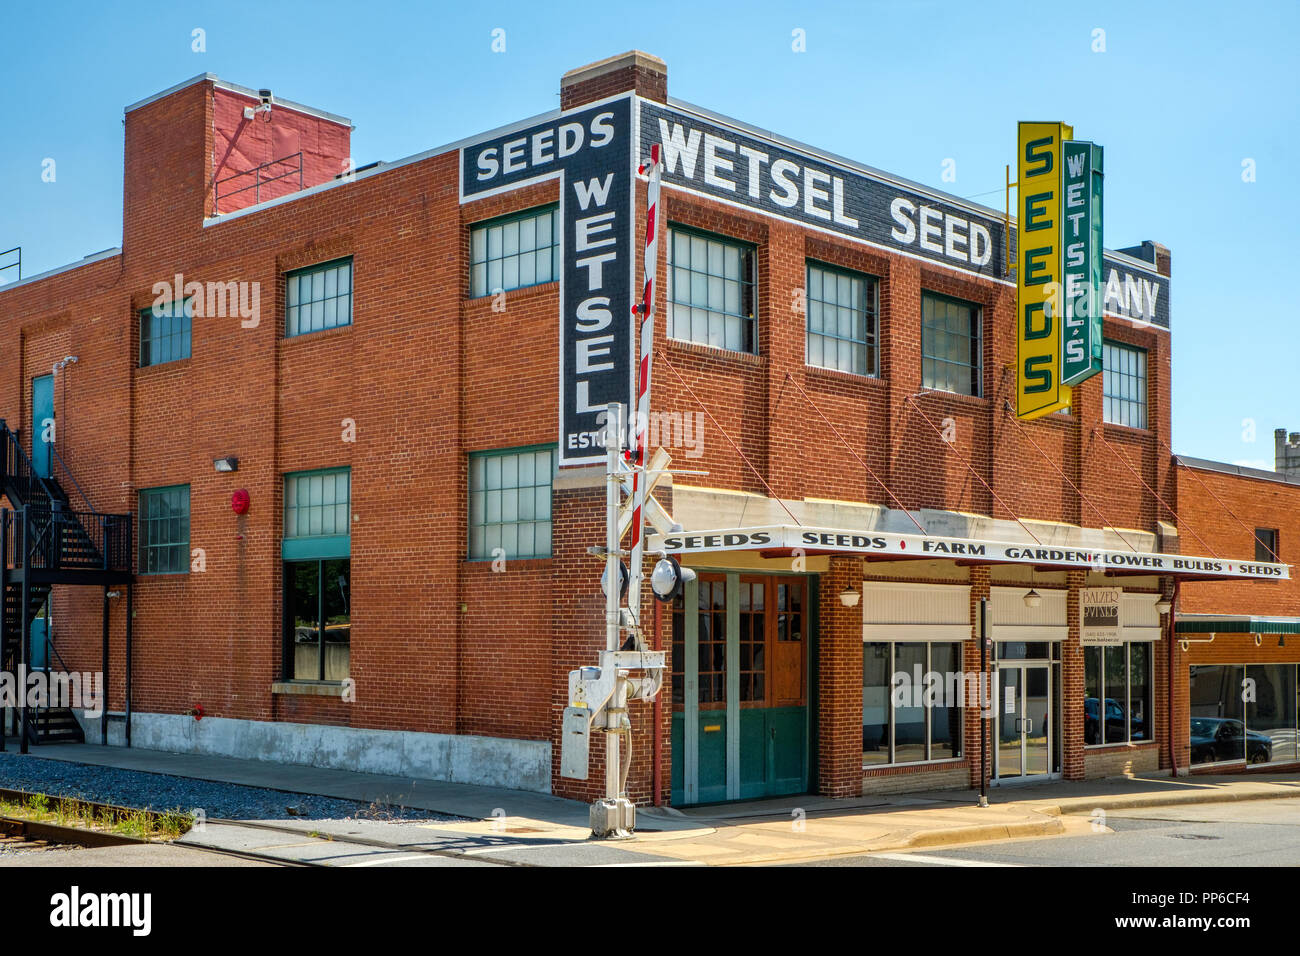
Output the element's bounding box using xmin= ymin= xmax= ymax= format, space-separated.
xmin=0 ymin=791 xmax=195 ymax=841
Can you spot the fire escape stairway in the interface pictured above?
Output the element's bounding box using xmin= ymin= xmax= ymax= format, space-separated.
xmin=1 ymin=420 xmax=130 ymax=745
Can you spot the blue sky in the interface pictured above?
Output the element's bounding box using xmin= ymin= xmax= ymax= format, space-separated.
xmin=1 ymin=0 xmax=1295 ymax=466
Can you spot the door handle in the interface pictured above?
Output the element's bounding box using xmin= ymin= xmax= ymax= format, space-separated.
xmin=770 ymin=726 xmax=776 ymax=741
xmin=1025 ymin=718 xmax=1033 ymax=735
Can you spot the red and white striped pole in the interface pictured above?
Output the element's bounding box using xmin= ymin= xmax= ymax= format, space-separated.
xmin=626 ymin=143 xmax=662 ymax=627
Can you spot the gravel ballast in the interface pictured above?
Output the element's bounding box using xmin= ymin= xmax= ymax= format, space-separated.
xmin=0 ymin=752 xmax=460 ymax=822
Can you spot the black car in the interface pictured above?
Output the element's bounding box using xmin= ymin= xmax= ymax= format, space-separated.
xmin=1083 ymin=697 xmax=1126 ymax=745
xmin=1189 ymin=717 xmax=1273 ymax=764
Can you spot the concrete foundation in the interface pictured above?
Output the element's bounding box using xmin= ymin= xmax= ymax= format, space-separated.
xmin=73 ymin=710 xmax=553 ymax=793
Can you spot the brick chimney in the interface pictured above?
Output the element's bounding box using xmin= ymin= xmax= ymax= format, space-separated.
xmin=561 ymin=51 xmax=667 ymax=110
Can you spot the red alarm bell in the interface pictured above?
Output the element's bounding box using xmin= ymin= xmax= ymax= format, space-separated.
xmin=231 ymin=489 xmax=250 ymax=515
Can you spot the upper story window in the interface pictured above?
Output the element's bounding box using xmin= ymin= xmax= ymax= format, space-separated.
xmin=286 ymin=258 xmax=353 ymax=337
xmin=139 ymin=298 xmax=192 ymax=367
xmin=283 ymin=467 xmax=352 ymax=558
xmin=138 ymin=484 xmax=190 ymax=574
xmin=1255 ymin=528 xmax=1280 ymax=563
xmin=1102 ymin=340 xmax=1147 ymax=429
xmin=470 ymin=206 xmax=559 ymax=298
xmin=806 ymin=261 xmax=877 ymax=376
xmin=469 ymin=446 xmax=555 ymax=560
xmin=921 ymin=291 xmax=981 ymax=396
xmin=667 ymin=226 xmax=757 ymax=354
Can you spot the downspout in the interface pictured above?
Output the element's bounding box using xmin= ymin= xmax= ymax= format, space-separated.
xmin=1167 ymin=579 xmax=1180 ymax=777
xmin=652 ymin=596 xmax=662 ymax=806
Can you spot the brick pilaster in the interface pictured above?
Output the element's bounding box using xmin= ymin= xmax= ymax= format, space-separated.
xmin=818 ymin=555 xmax=864 ymax=797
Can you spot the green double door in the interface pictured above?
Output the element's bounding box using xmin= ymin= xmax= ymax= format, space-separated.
xmin=671 ymin=573 xmax=812 ymax=805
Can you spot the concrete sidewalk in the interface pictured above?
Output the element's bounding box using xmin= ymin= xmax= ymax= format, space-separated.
xmin=8 ymin=741 xmax=1300 ymax=865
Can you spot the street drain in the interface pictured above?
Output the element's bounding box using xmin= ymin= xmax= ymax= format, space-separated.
xmin=1168 ymin=833 xmax=1221 ymax=840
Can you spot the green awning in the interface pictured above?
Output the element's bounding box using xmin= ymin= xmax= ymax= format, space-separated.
xmin=1176 ymin=616 xmax=1300 ymax=635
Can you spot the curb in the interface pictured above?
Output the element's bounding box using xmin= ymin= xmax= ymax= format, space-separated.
xmin=1050 ymin=785 xmax=1300 ymax=816
xmin=905 ymin=814 xmax=1064 ymax=849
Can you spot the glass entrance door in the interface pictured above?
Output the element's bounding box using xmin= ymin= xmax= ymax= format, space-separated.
xmin=995 ymin=663 xmax=1054 ymax=783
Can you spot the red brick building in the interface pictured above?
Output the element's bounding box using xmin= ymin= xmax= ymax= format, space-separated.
xmin=0 ymin=52 xmax=1292 ymax=804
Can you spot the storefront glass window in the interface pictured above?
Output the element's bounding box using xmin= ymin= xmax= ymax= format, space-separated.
xmin=862 ymin=641 xmax=962 ymax=766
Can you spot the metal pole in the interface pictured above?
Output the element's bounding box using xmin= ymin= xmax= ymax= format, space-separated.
xmin=19 ymin=510 xmax=29 ymax=754
xmin=0 ymin=508 xmax=7 ymax=752
xmin=604 ymin=402 xmax=622 ymax=802
xmin=101 ymin=586 xmax=109 ymax=745
xmin=978 ymin=597 xmax=989 ymax=808
xmin=125 ymin=582 xmax=133 ymax=747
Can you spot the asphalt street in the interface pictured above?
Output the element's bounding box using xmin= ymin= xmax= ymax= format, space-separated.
xmin=799 ymin=798 xmax=1300 ymax=866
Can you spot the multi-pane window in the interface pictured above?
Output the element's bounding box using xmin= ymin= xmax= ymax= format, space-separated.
xmin=286 ymin=258 xmax=353 ymax=337
xmin=921 ymin=292 xmax=981 ymax=396
xmin=283 ymin=467 xmax=351 ymax=681
xmin=1255 ymin=528 xmax=1279 ymax=563
xmin=667 ymin=226 xmax=757 ymax=353
xmin=1102 ymin=340 xmax=1147 ymax=428
xmin=138 ymin=485 xmax=190 ymax=574
xmin=1083 ymin=642 xmax=1152 ymax=745
xmin=863 ymin=641 xmax=963 ymax=765
xmin=695 ymin=577 xmax=727 ymax=707
xmin=469 ymin=446 xmax=554 ymax=559
xmin=470 ymin=206 xmax=559 ymax=297
xmin=806 ymin=262 xmax=877 ymax=376
xmin=139 ymin=299 xmax=192 ymax=367
xmin=285 ymin=468 xmax=351 ymax=541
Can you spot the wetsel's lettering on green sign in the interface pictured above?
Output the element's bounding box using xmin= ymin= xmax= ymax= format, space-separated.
xmin=1016 ymin=121 xmax=1072 ymax=419
xmin=1062 ymin=141 xmax=1104 ymax=386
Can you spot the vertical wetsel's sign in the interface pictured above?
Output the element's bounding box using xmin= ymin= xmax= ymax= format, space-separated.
xmin=461 ymin=96 xmax=635 ymax=466
xmin=1062 ymin=141 xmax=1104 ymax=386
xmin=1015 ymin=121 xmax=1072 ymax=420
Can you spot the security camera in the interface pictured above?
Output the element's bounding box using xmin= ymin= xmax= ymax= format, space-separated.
xmin=244 ymin=90 xmax=274 ymax=120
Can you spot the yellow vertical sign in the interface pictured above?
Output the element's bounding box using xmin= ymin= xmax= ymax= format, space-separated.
xmin=1016 ymin=121 xmax=1073 ymax=419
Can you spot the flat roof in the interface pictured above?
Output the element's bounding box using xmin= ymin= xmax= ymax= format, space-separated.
xmin=1176 ymin=455 xmax=1300 ymax=488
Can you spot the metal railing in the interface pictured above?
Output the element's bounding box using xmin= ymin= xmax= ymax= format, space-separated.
xmin=0 ymin=420 xmax=61 ymax=510
xmin=0 ymin=246 xmax=18 ymax=284
xmin=214 ymin=152 xmax=304 ymax=208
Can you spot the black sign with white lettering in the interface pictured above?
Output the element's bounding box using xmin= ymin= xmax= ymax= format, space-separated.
xmin=639 ymin=100 xmax=1007 ymax=278
xmin=1099 ymin=257 xmax=1170 ymax=329
xmin=462 ymin=96 xmax=634 ymax=466
xmin=639 ymin=101 xmax=1172 ymax=330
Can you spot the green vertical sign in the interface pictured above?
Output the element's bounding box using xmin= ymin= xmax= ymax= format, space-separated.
xmin=1061 ymin=141 xmax=1103 ymax=386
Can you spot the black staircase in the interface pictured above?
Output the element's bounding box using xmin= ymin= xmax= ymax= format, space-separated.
xmin=0 ymin=420 xmax=131 ymax=749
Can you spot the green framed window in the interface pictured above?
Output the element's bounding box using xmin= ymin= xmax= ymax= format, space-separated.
xmin=806 ymin=261 xmax=877 ymax=376
xmin=286 ymin=258 xmax=353 ymax=337
xmin=283 ymin=467 xmax=351 ymax=561
xmin=469 ymin=446 xmax=554 ymax=559
xmin=284 ymin=558 xmax=350 ymax=682
xmin=470 ymin=206 xmax=559 ymax=298
xmin=921 ymin=291 xmax=981 ymax=396
xmin=139 ymin=298 xmax=192 ymax=367
xmin=138 ymin=485 xmax=190 ymax=574
xmin=667 ymin=225 xmax=757 ymax=353
xmin=1103 ymin=340 xmax=1147 ymax=429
